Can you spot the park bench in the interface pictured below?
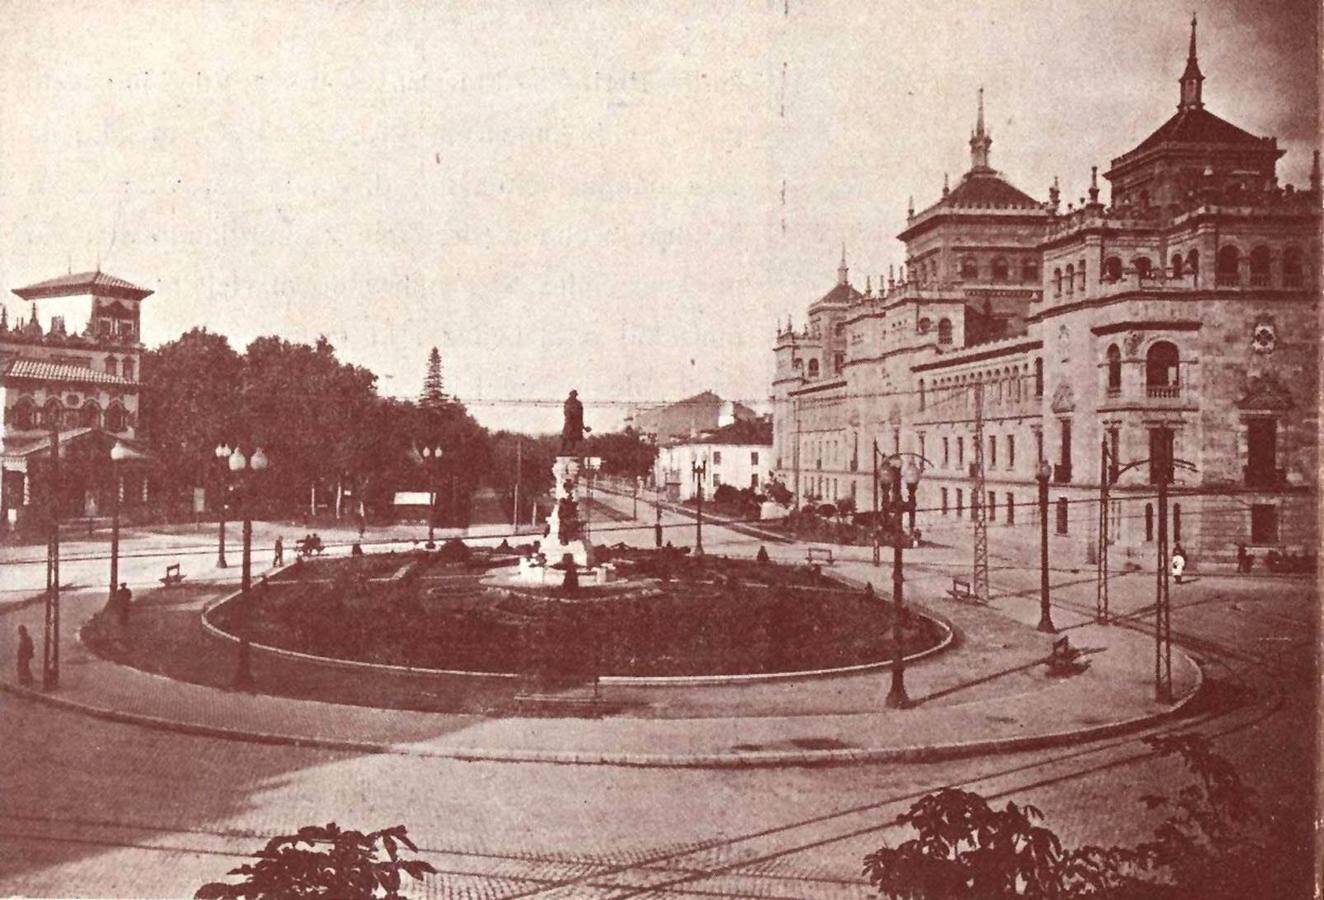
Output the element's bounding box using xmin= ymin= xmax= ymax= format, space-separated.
xmin=1046 ymin=636 xmax=1091 ymax=677
xmin=159 ymin=563 xmax=186 ymax=588
xmin=947 ymin=576 xmax=982 ymax=604
xmin=806 ymin=546 xmax=834 ymax=565
xmin=296 ymin=535 xmax=325 ymax=560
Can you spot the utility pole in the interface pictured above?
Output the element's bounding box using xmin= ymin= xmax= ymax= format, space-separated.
xmin=1155 ymin=425 xmax=1173 ymax=702
xmin=1096 ymin=437 xmax=1111 ymax=623
xmin=871 ymin=439 xmax=881 ymax=567
xmin=43 ymin=426 xmax=61 ymax=690
xmin=793 ymin=397 xmax=801 ymax=509
xmin=971 ymin=382 xmax=989 ymax=603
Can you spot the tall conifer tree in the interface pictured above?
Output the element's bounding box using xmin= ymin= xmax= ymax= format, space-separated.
xmin=420 ymin=346 xmax=448 ymax=408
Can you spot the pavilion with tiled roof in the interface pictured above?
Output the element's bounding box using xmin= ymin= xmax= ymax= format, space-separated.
xmin=12 ymin=270 xmax=153 ymax=302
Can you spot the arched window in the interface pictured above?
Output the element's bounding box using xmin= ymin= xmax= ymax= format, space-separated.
xmin=106 ymin=402 xmax=127 ymax=433
xmin=1216 ymin=245 xmax=1240 ymax=286
xmin=1022 ymin=259 xmax=1039 ymax=284
xmin=1053 ymin=268 xmax=1062 ymax=296
xmin=1033 ymin=358 xmax=1044 ymax=397
xmin=1077 ymin=259 xmax=1086 ymax=288
xmin=937 ymin=318 xmax=953 ymax=345
xmin=807 ymin=358 xmax=820 ymax=378
xmin=10 ymin=398 xmax=36 ymax=430
xmin=105 ymin=356 xmax=118 ymax=376
xmin=918 ymin=317 xmax=931 ymax=334
xmin=1134 ymin=257 xmax=1152 ymax=280
xmin=960 ymin=257 xmax=977 ymax=280
xmin=1170 ymin=254 xmax=1184 ymax=278
xmin=1283 ymin=246 xmax=1304 ymax=286
xmin=42 ymin=398 xmax=63 ymax=429
xmin=1064 ymin=264 xmax=1075 ymax=294
xmin=1106 ymin=344 xmax=1122 ymax=394
xmin=1249 ymin=245 xmax=1271 ymax=286
xmin=1145 ymin=341 xmax=1180 ymax=396
xmin=992 ymin=257 xmax=1010 ymax=281
xmin=80 ymin=401 xmax=101 ymax=428
xmin=1145 ymin=503 xmax=1154 ymax=541
xmin=1103 ymin=256 xmax=1123 ymax=282
xmin=1186 ymin=249 xmax=1199 ymax=281
xmin=122 ymin=358 xmax=135 ymax=381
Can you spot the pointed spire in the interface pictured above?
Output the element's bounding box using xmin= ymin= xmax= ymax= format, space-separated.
xmin=865 ymin=275 xmax=872 ymax=297
xmin=837 ymin=244 xmax=849 ymax=286
xmin=1179 ymin=13 xmax=1204 ymax=110
xmin=969 ymin=86 xmax=993 ymax=170
xmin=1088 ymin=166 xmax=1100 ymax=204
xmin=907 ymin=195 xmax=915 ymax=218
xmin=1048 ymin=175 xmax=1061 ymax=214
xmin=942 ymin=172 xmax=950 ymax=197
xmin=888 ymin=264 xmax=895 ymax=288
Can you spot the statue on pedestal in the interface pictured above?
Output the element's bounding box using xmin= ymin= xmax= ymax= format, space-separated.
xmin=562 ymin=390 xmax=592 ymax=453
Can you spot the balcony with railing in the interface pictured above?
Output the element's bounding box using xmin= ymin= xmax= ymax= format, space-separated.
xmin=1146 ymin=383 xmax=1182 ymax=399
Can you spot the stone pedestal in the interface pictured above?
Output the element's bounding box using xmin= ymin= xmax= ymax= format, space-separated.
xmin=540 ymin=456 xmax=593 ymax=567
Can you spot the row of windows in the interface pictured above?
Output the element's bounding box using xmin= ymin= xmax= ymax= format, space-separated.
xmin=1104 ymin=341 xmax=1180 ymax=394
xmin=6 ymin=398 xmax=130 ymax=432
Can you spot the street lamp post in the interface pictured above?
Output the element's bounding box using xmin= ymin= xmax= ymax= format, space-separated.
xmin=880 ymin=459 xmax=922 ymax=709
xmin=420 ymin=445 xmax=443 ymax=547
xmin=214 ymin=443 xmax=231 ymax=568
xmin=655 ymin=486 xmax=664 ymax=548
xmin=227 ymin=446 xmax=269 ymax=597
xmin=691 ymin=455 xmax=707 ymax=555
xmin=107 ymin=441 xmax=130 ymax=613
xmin=1036 ymin=460 xmax=1056 ymax=633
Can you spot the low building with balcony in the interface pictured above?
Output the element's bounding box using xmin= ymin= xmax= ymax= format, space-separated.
xmin=1 ymin=271 xmax=153 ymax=528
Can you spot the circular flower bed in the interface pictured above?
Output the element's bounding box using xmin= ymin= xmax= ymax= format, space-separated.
xmin=207 ymin=547 xmax=944 ymax=678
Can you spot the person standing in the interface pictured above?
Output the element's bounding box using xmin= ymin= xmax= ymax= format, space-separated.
xmin=16 ymin=625 xmax=34 ymax=685
xmin=561 ymin=390 xmax=591 ymax=453
xmin=117 ymin=582 xmax=132 ymax=626
xmin=1171 ymin=543 xmax=1187 ymax=585
xmin=273 ymin=536 xmax=284 ymax=567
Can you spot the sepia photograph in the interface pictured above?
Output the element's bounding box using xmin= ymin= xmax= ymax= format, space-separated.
xmin=0 ymin=1 xmax=1319 ymax=897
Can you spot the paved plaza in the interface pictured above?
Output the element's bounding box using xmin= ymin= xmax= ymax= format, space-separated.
xmin=0 ymin=497 xmax=1314 ymax=897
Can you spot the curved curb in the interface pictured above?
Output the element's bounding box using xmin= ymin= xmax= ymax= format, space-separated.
xmin=198 ymin=583 xmax=957 ymax=687
xmin=0 ymin=653 xmax=1204 ymax=769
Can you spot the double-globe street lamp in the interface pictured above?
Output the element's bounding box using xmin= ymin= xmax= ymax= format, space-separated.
xmin=218 ymin=444 xmax=269 ymax=596
xmin=419 ymin=444 xmax=443 ymax=547
xmin=872 ymin=446 xmax=924 ymax=709
xmin=213 ymin=443 xmax=232 ymax=568
xmin=1035 ymin=460 xmax=1056 ymax=634
xmin=106 ymin=440 xmax=132 ymax=614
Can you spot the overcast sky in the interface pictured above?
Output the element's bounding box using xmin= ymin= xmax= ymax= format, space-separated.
xmin=1 ymin=0 xmax=1316 ymax=432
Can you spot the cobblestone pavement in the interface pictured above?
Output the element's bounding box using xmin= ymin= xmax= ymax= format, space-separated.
xmin=0 ymin=504 xmax=1314 ymax=897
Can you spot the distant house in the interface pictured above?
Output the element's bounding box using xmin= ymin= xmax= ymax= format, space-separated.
xmin=655 ymin=416 xmax=773 ymax=502
xmin=629 ymin=390 xmax=758 ymax=443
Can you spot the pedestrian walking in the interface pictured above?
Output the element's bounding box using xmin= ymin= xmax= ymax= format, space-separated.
xmin=1171 ymin=543 xmax=1187 ymax=585
xmin=356 ymin=513 xmax=366 ymax=541
xmin=273 ymin=536 xmax=284 ymax=567
xmin=117 ymin=582 xmax=133 ymax=625
xmin=16 ymin=625 xmax=34 ymax=686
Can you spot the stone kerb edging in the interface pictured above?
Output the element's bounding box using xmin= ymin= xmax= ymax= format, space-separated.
xmin=198 ymin=581 xmax=956 ymax=688
xmin=0 ymin=656 xmax=1204 ymax=769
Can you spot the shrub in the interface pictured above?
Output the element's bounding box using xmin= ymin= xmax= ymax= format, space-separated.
xmin=195 ymin=823 xmax=436 ymax=899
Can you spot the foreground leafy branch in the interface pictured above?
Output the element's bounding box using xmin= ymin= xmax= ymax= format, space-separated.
xmin=863 ymin=732 xmax=1296 ymax=899
xmin=195 ymin=822 xmax=436 ymax=899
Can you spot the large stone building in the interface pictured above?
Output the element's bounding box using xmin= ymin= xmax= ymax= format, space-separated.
xmin=1 ymin=271 xmax=152 ymax=527
xmin=771 ymin=20 xmax=1319 ymax=566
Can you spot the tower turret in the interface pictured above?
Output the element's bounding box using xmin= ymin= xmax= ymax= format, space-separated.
xmin=1179 ymin=14 xmax=1204 ymax=110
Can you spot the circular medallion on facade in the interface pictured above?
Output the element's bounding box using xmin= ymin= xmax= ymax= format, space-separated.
xmin=1251 ymin=317 xmax=1277 ymax=354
